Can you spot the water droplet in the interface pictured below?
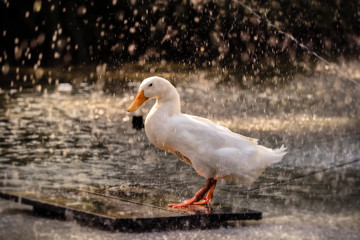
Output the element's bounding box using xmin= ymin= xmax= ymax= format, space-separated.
xmin=128 ymin=43 xmax=136 ymax=55
xmin=129 ymin=27 xmax=136 ymax=34
xmin=54 ymin=52 xmax=60 ymax=59
xmin=33 ymin=0 xmax=42 ymax=12
xmin=77 ymin=5 xmax=87 ymax=15
xmin=1 ymin=64 xmax=10 ymax=75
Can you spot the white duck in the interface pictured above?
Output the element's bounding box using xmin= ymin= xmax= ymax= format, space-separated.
xmin=127 ymin=76 xmax=286 ymax=208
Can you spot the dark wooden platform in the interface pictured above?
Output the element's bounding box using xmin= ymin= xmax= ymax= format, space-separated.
xmin=0 ymin=188 xmax=261 ymax=232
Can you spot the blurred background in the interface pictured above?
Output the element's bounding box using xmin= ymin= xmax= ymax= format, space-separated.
xmin=0 ymin=1 xmax=359 ymax=239
xmin=1 ymin=0 xmax=359 ymax=85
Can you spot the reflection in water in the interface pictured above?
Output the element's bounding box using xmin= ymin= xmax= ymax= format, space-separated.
xmin=0 ymin=64 xmax=359 ymax=238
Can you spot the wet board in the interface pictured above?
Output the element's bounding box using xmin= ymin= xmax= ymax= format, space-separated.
xmin=0 ymin=187 xmax=261 ymax=232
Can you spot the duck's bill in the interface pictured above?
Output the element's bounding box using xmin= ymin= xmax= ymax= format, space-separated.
xmin=127 ymin=90 xmax=148 ymax=112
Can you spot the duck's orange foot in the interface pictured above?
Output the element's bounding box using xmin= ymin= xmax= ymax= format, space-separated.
xmin=168 ymin=178 xmax=217 ymax=208
xmin=168 ymin=199 xmax=193 ymax=208
xmin=193 ymin=197 xmax=212 ymax=205
xmin=194 ymin=180 xmax=216 ymax=205
xmin=168 ymin=196 xmax=211 ymax=208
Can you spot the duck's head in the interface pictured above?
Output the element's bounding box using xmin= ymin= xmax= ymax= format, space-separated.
xmin=127 ymin=76 xmax=175 ymax=112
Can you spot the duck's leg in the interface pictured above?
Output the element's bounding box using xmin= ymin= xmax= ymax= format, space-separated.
xmin=193 ymin=180 xmax=217 ymax=205
xmin=168 ymin=178 xmax=216 ymax=208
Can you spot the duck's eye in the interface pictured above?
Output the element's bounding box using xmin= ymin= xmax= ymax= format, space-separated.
xmin=149 ymin=83 xmax=153 ymax=87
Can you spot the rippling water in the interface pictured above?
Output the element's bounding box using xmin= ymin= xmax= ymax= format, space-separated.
xmin=0 ymin=63 xmax=359 ymax=239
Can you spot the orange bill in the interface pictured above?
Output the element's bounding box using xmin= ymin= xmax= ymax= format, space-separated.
xmin=127 ymin=90 xmax=148 ymax=112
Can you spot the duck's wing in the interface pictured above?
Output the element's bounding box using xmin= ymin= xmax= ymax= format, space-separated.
xmin=187 ymin=115 xmax=258 ymax=144
xmin=168 ymin=114 xmax=256 ymax=152
xmin=166 ymin=114 xmax=259 ymax=162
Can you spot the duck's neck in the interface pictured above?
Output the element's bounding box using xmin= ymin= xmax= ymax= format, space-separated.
xmin=153 ymin=88 xmax=181 ymax=116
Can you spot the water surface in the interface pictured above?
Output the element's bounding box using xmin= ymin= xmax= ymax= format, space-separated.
xmin=0 ymin=63 xmax=359 ymax=239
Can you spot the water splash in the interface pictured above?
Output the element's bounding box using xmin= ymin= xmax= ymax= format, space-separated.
xmin=235 ymin=0 xmax=359 ymax=86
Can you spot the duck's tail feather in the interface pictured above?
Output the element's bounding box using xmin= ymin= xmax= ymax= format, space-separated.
xmin=274 ymin=144 xmax=287 ymax=156
xmin=258 ymin=144 xmax=287 ymax=165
